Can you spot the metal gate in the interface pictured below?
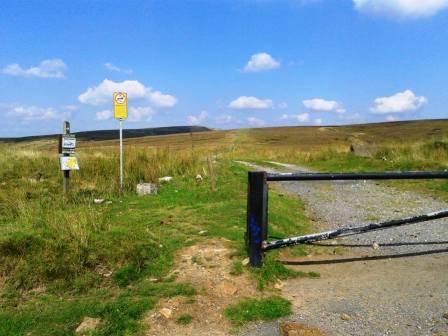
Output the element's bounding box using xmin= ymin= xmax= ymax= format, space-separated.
xmin=246 ymin=170 xmax=448 ymax=267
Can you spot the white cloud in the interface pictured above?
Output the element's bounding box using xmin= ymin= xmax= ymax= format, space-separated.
xmin=247 ymin=117 xmax=266 ymax=127
xmin=281 ymin=112 xmax=310 ymax=122
xmin=128 ymin=106 xmax=155 ymax=122
xmin=229 ymin=96 xmax=273 ymax=109
xmin=353 ymin=0 xmax=448 ymax=18
xmin=2 ymin=59 xmax=67 ymax=78
xmin=78 ymin=79 xmax=177 ymax=107
xmin=63 ymin=105 xmax=79 ymax=111
xmin=243 ymin=52 xmax=280 ymax=72
xmin=216 ymin=114 xmax=233 ymax=124
xmin=314 ymin=118 xmax=323 ymax=125
xmin=302 ymin=98 xmax=345 ymax=113
xmin=96 ymin=110 xmax=112 ymax=121
xmin=370 ymin=90 xmax=427 ymax=114
xmin=187 ymin=110 xmax=208 ymax=125
xmin=104 ymin=62 xmax=133 ymax=74
xmin=7 ymin=105 xmax=69 ymax=121
xmin=385 ymin=115 xmax=400 ymax=122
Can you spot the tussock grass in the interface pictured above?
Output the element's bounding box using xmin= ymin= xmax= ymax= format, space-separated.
xmin=224 ymin=296 xmax=291 ymax=326
xmin=0 ymin=120 xmax=446 ymax=334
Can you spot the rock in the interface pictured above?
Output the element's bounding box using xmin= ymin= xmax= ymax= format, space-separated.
xmin=216 ymin=281 xmax=238 ymax=296
xmin=199 ymin=230 xmax=207 ymax=235
xmin=443 ymin=312 xmax=448 ymax=319
xmin=241 ymin=258 xmax=250 ymax=266
xmin=136 ymin=183 xmax=157 ymax=195
xmin=280 ymin=322 xmax=324 ymax=336
xmin=340 ymin=313 xmax=351 ymax=321
xmin=196 ymin=174 xmax=203 ymax=182
xmin=93 ymin=198 xmax=104 ymax=204
xmin=158 ymin=176 xmax=173 ymax=183
xmin=105 ymin=201 xmax=113 ymax=205
xmin=160 ymin=308 xmax=172 ymax=319
xmin=75 ymin=317 xmax=101 ymax=334
xmin=274 ymin=280 xmax=284 ymax=290
xmin=372 ymin=242 xmax=380 ymax=250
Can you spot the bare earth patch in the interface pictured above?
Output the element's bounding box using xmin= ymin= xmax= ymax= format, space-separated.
xmin=280 ymin=321 xmax=325 ymax=336
xmin=145 ymin=239 xmax=260 ymax=336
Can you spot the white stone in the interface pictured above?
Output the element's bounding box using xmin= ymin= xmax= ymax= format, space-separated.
xmin=159 ymin=308 xmax=172 ymax=319
xmin=158 ymin=176 xmax=173 ymax=183
xmin=241 ymin=258 xmax=250 ymax=266
xmin=93 ymin=199 xmax=105 ymax=204
xmin=136 ymin=183 xmax=158 ymax=195
xmin=75 ymin=317 xmax=101 ymax=333
xmin=196 ymin=174 xmax=203 ymax=182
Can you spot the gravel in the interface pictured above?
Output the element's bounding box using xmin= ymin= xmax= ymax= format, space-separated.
xmin=237 ymin=161 xmax=448 ymax=336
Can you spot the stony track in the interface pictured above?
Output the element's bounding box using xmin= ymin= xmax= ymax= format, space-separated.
xmin=237 ymin=161 xmax=448 ymax=336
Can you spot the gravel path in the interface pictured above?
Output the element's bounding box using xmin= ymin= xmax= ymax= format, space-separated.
xmin=237 ymin=161 xmax=448 ymax=336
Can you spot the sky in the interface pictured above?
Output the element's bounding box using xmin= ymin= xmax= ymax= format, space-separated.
xmin=1 ymin=0 xmax=448 ymax=137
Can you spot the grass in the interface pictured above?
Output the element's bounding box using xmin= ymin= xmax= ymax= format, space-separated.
xmin=0 ymin=280 xmax=196 ymax=336
xmin=0 ymin=142 xmax=311 ymax=334
xmin=230 ymin=260 xmax=244 ymax=276
xmin=0 ymin=119 xmax=446 ymax=334
xmin=293 ymin=139 xmax=448 ymax=201
xmin=251 ymin=256 xmax=320 ymax=290
xmin=224 ymin=296 xmax=292 ymax=326
xmin=176 ymin=313 xmax=193 ymax=325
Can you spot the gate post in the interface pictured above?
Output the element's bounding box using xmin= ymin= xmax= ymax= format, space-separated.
xmin=246 ymin=171 xmax=268 ymax=267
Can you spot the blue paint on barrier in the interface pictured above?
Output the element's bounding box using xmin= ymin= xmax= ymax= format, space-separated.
xmin=249 ymin=214 xmax=261 ymax=244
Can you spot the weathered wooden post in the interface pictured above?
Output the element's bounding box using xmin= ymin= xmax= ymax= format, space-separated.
xmin=58 ymin=121 xmax=79 ymax=198
xmin=61 ymin=121 xmax=70 ymax=197
xmin=246 ymin=171 xmax=268 ymax=267
xmin=207 ymin=156 xmax=217 ymax=191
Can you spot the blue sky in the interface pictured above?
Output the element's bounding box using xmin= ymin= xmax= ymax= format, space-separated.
xmin=1 ymin=0 xmax=448 ymax=137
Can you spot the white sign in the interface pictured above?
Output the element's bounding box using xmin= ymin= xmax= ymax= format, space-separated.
xmin=114 ymin=92 xmax=126 ymax=104
xmin=59 ymin=155 xmax=80 ymax=171
xmin=62 ymin=136 xmax=76 ymax=149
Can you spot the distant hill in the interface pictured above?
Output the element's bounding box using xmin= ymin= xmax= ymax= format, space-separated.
xmin=0 ymin=126 xmax=211 ymax=142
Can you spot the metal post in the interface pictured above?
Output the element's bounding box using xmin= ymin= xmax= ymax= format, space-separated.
xmin=62 ymin=121 xmax=70 ymax=197
xmin=246 ymin=171 xmax=268 ymax=267
xmin=119 ymin=119 xmax=124 ymax=193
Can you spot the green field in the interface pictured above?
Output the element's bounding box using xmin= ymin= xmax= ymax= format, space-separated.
xmin=0 ymin=119 xmax=447 ymax=335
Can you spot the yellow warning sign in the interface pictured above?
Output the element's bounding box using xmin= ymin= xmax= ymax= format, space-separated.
xmin=59 ymin=155 xmax=80 ymax=171
xmin=113 ymin=92 xmax=128 ymax=120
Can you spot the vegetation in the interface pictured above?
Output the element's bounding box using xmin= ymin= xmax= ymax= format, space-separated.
xmin=230 ymin=260 xmax=244 ymax=276
xmin=176 ymin=313 xmax=193 ymax=325
xmin=251 ymin=256 xmax=320 ymax=290
xmin=0 ymin=139 xmax=310 ymax=334
xmin=0 ymin=119 xmax=446 ymax=334
xmin=224 ymin=296 xmax=292 ymax=326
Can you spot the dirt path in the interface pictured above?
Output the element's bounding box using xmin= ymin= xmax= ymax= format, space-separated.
xmin=145 ymin=239 xmax=262 ymax=336
xmin=237 ymin=161 xmax=448 ymax=336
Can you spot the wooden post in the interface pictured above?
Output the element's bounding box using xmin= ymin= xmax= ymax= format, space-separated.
xmin=62 ymin=121 xmax=70 ymax=197
xmin=207 ymin=156 xmax=217 ymax=191
xmin=246 ymin=171 xmax=268 ymax=267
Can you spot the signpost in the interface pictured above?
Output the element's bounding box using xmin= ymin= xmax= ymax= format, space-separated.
xmin=59 ymin=121 xmax=79 ymax=197
xmin=113 ymin=92 xmax=128 ymax=192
